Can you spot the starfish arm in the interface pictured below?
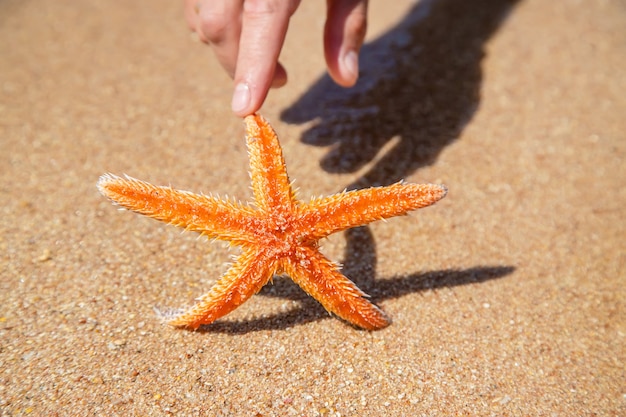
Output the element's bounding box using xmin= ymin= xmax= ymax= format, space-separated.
xmin=98 ymin=174 xmax=259 ymax=243
xmin=244 ymin=114 xmax=296 ymax=213
xmin=300 ymin=183 xmax=448 ymax=240
xmin=282 ymin=246 xmax=390 ymax=330
xmin=168 ymin=247 xmax=278 ymax=329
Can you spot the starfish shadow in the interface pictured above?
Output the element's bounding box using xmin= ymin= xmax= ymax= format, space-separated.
xmin=199 ymin=227 xmax=515 ymax=334
xmin=204 ymin=266 xmax=516 ymax=334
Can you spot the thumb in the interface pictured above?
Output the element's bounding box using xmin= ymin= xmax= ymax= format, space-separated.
xmin=324 ymin=0 xmax=368 ymax=87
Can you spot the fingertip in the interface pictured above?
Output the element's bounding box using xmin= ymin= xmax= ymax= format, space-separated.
xmin=324 ymin=0 xmax=367 ymax=87
xmin=231 ymin=82 xmax=252 ymax=116
xmin=231 ymin=65 xmax=286 ymax=117
xmin=231 ymin=80 xmax=276 ymax=117
xmin=341 ymin=49 xmax=359 ymax=86
xmin=325 ymin=49 xmax=359 ymax=87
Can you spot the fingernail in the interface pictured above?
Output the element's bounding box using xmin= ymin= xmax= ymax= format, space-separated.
xmin=343 ymin=50 xmax=359 ymax=79
xmin=231 ymin=83 xmax=251 ymax=114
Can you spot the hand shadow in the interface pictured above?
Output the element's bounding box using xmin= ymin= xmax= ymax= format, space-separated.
xmin=281 ymin=0 xmax=521 ymax=189
xmin=196 ymin=0 xmax=521 ymax=333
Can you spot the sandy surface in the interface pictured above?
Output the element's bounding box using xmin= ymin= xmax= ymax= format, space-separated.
xmin=1 ymin=0 xmax=625 ymax=415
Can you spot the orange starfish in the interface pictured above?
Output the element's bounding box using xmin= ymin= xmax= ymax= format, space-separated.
xmin=98 ymin=114 xmax=447 ymax=330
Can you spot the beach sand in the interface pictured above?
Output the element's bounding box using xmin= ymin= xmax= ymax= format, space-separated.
xmin=1 ymin=0 xmax=624 ymax=415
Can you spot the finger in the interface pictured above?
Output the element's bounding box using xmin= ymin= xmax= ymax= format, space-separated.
xmin=324 ymin=0 xmax=368 ymax=87
xmin=195 ymin=0 xmax=244 ymax=78
xmin=231 ymin=0 xmax=300 ymax=116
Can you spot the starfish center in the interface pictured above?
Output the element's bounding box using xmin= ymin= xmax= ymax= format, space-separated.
xmin=256 ymin=212 xmax=311 ymax=257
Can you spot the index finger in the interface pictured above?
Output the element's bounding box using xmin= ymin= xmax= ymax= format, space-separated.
xmin=231 ymin=0 xmax=300 ymax=116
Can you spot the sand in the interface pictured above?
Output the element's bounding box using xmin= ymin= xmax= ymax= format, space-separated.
xmin=1 ymin=0 xmax=624 ymax=415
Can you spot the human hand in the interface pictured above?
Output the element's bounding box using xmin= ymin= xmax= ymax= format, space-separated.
xmin=185 ymin=0 xmax=369 ymax=117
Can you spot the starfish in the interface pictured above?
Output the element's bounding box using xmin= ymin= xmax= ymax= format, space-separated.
xmin=98 ymin=114 xmax=447 ymax=330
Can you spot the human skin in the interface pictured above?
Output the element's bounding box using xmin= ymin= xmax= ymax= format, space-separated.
xmin=184 ymin=0 xmax=369 ymax=116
